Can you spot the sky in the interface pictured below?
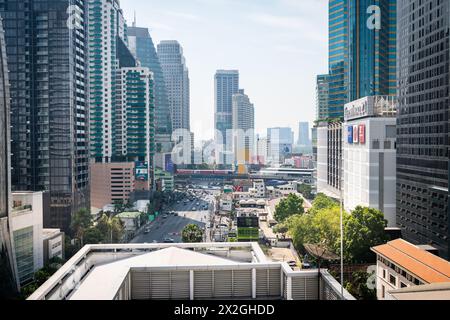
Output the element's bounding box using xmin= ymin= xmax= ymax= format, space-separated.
xmin=121 ymin=0 xmax=329 ymax=142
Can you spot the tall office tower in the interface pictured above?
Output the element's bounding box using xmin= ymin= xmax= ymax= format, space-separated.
xmin=128 ymin=26 xmax=172 ymax=152
xmin=88 ymin=0 xmax=127 ymax=163
xmin=326 ymin=0 xmax=396 ymax=118
xmin=157 ymin=41 xmax=190 ymax=132
xmin=0 ymin=17 xmax=18 ymax=297
xmin=297 ymin=122 xmax=311 ymax=147
xmin=316 ymin=74 xmax=330 ymax=120
xmin=396 ymin=0 xmax=449 ymax=259
xmin=348 ymin=0 xmax=397 ymax=101
xmin=214 ymin=70 xmax=240 ymax=165
xmin=232 ymin=89 xmax=255 ymax=166
xmin=328 ymin=0 xmax=349 ymax=118
xmin=0 ymin=0 xmax=90 ymax=231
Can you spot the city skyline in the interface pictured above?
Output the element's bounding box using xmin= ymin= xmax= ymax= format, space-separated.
xmin=120 ymin=0 xmax=328 ymax=140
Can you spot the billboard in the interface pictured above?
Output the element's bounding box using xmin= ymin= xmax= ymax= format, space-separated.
xmin=164 ymin=153 xmax=175 ymax=174
xmin=359 ymin=124 xmax=366 ymax=144
xmin=135 ymin=161 xmax=149 ymax=181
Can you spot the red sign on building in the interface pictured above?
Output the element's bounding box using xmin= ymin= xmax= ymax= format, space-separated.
xmin=359 ymin=124 xmax=366 ymax=144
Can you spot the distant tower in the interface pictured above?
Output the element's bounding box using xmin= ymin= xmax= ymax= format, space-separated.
xmin=214 ymin=70 xmax=240 ymax=166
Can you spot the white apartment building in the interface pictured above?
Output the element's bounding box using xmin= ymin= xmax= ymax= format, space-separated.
xmin=10 ymin=192 xmax=44 ymax=285
xmin=343 ymin=96 xmax=397 ymax=227
xmin=371 ymin=239 xmax=450 ymax=300
xmin=252 ymin=180 xmax=266 ymax=198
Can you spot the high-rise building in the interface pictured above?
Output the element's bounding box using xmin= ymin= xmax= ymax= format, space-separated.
xmin=396 ymin=0 xmax=449 ymax=259
xmin=115 ymin=67 xmax=155 ymax=162
xmin=0 ymin=16 xmax=18 ymax=296
xmin=327 ymin=0 xmax=349 ymax=118
xmin=297 ymin=122 xmax=311 ymax=149
xmin=88 ymin=0 xmax=127 ymax=162
xmin=0 ymin=0 xmax=90 ymax=231
xmin=325 ymin=0 xmax=397 ymax=118
xmin=215 ymin=70 xmax=240 ymax=165
xmin=127 ymin=26 xmax=172 ymax=152
xmin=157 ymin=41 xmax=190 ymax=132
xmin=348 ymin=0 xmax=397 ymax=101
xmin=316 ymin=74 xmax=330 ymax=120
xmin=232 ymin=89 xmax=255 ymax=166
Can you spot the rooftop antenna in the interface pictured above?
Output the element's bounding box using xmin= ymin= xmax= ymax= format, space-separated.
xmin=132 ymin=10 xmax=136 ymax=27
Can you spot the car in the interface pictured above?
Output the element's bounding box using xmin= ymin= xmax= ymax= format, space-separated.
xmin=162 ymin=214 xmax=168 ymax=219
xmin=144 ymin=228 xmax=150 ymax=234
xmin=192 ymin=207 xmax=197 ymax=211
xmin=163 ymin=237 xmax=175 ymax=243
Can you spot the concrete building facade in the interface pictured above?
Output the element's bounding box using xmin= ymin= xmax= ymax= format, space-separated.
xmin=343 ymin=96 xmax=397 ymax=227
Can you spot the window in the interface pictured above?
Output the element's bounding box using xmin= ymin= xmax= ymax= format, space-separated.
xmin=389 ymin=274 xmax=397 ymax=286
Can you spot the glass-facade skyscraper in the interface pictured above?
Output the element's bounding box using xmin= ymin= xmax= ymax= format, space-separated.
xmin=157 ymin=40 xmax=190 ymax=132
xmin=0 ymin=0 xmax=90 ymax=232
xmin=128 ymin=26 xmax=172 ymax=152
xmin=328 ymin=0 xmax=348 ymax=119
xmin=324 ymin=0 xmax=397 ymax=119
xmin=396 ymin=0 xmax=449 ymax=260
xmin=348 ymin=0 xmax=397 ymax=101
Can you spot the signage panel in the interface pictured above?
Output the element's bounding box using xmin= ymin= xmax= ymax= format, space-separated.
xmin=347 ymin=126 xmax=353 ymax=144
xmin=359 ymin=124 xmax=366 ymax=144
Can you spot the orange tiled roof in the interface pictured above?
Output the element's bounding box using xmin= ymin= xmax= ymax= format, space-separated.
xmin=371 ymin=239 xmax=450 ymax=284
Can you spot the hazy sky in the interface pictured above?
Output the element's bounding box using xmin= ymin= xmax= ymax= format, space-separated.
xmin=121 ymin=0 xmax=328 ymax=141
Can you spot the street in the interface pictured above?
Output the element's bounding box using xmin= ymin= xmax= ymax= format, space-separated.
xmin=131 ymin=188 xmax=218 ymax=244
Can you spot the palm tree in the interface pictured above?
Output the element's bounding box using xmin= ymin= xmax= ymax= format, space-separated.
xmin=97 ymin=212 xmax=124 ymax=243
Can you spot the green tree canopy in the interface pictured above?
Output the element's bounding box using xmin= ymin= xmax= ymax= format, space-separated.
xmin=182 ymin=224 xmax=204 ymax=243
xmin=343 ymin=206 xmax=388 ymax=263
xmin=285 ymin=205 xmax=347 ymax=253
xmin=274 ymin=193 xmax=305 ymax=222
xmin=308 ymin=193 xmax=339 ymax=215
xmin=84 ymin=227 xmax=105 ymax=245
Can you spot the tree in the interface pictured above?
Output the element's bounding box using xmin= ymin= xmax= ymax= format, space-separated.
xmin=285 ymin=206 xmax=346 ymax=253
xmin=182 ymin=224 xmax=204 ymax=243
xmin=308 ymin=193 xmax=338 ymax=215
xmin=274 ymin=194 xmax=304 ymax=222
xmin=70 ymin=208 xmax=92 ymax=247
xmin=297 ymin=183 xmax=313 ymax=200
xmin=97 ymin=213 xmax=125 ymax=243
xmin=84 ymin=227 xmax=105 ymax=245
xmin=343 ymin=206 xmax=388 ymax=263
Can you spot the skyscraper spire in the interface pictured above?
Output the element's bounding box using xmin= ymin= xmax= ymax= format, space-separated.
xmin=133 ymin=10 xmax=136 ymax=27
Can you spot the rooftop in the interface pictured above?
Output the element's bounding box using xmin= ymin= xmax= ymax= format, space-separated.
xmin=387 ymin=282 xmax=450 ymax=300
xmin=371 ymin=239 xmax=450 ymax=284
xmin=28 ymin=243 xmax=354 ymax=301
